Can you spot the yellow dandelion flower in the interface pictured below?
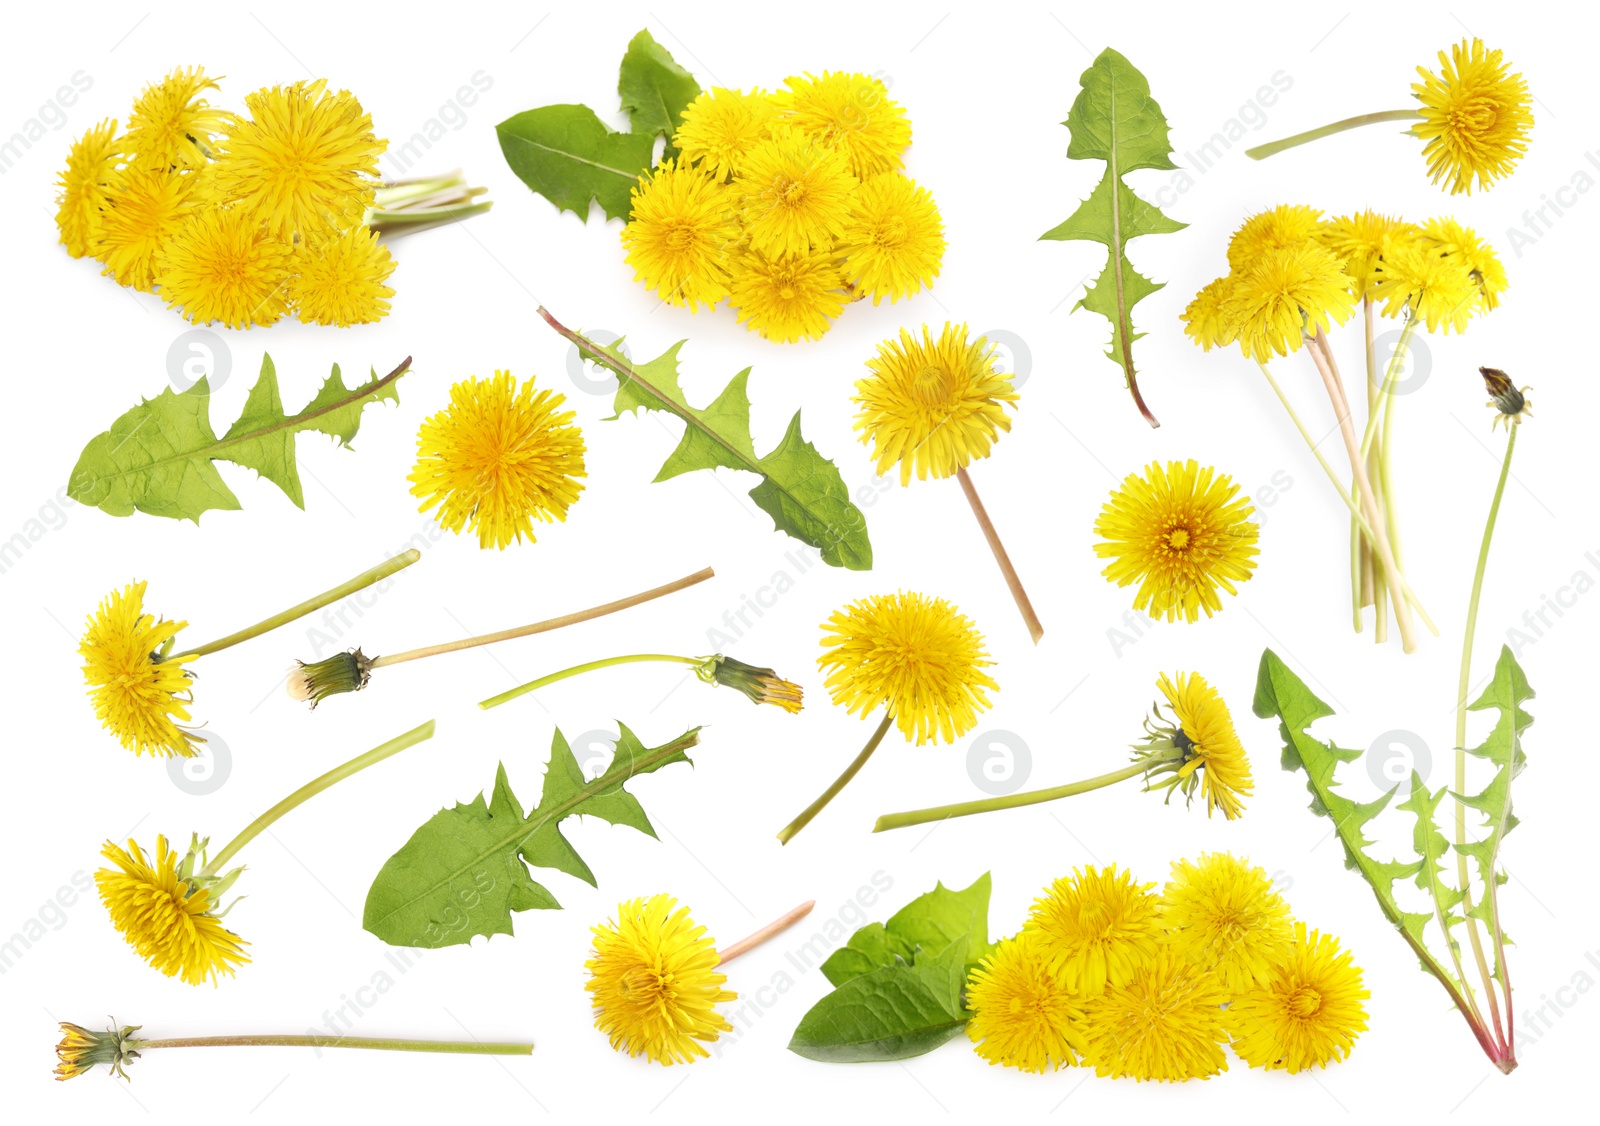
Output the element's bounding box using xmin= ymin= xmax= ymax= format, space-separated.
xmin=1141 ymin=672 xmax=1254 ymax=819
xmin=408 ymin=372 xmax=587 ymax=550
xmin=622 ymin=160 xmax=738 ymax=311
xmin=818 ymin=591 xmax=997 ymax=746
xmin=289 ymin=225 xmax=396 ymax=326
xmin=1422 ymin=217 xmax=1509 ymax=311
xmin=852 ymin=323 xmax=1016 ymax=484
xmin=124 ymin=66 xmax=229 ymax=169
xmin=1159 ymin=853 xmax=1291 ymax=993
xmin=1226 ymin=204 xmax=1324 ymax=270
xmin=1181 ymin=275 xmax=1238 ymax=352
xmin=966 ymin=932 xmax=1086 ymax=1073
xmin=734 ymin=130 xmax=857 ymax=257
xmin=96 ymin=835 xmax=250 ymax=987
xmin=777 ymin=71 xmax=911 ymax=180
xmin=1371 ymin=237 xmax=1478 ymax=333
xmin=80 ymin=581 xmax=201 ymax=759
xmin=585 ymin=894 xmax=735 ymax=1065
xmin=1081 ymin=950 xmax=1229 ymax=1082
xmin=1413 ymin=39 xmax=1533 ymax=195
xmin=55 ymin=1022 xmax=118 ymax=1081
xmin=1315 ymin=210 xmax=1422 ymax=298
xmin=92 ymin=165 xmax=202 ymax=292
xmin=55 ymin=118 xmax=121 ymax=258
xmin=1227 ymin=922 xmax=1369 ymax=1072
xmin=154 ymin=207 xmax=293 ymax=328
xmin=728 ymin=247 xmax=848 ymax=342
xmin=673 ymin=87 xmax=779 ymax=180
xmin=1093 ymin=459 xmax=1259 ymax=624
xmin=1223 ymin=242 xmax=1356 ymax=362
xmin=211 ymin=78 xmax=384 ymax=238
xmin=1024 ymin=865 xmax=1161 ymax=996
xmin=840 ymin=172 xmax=945 ymax=303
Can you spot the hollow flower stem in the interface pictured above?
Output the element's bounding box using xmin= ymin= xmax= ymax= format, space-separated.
xmin=716 ymin=901 xmax=816 ymax=966
xmin=956 ymin=466 xmax=1044 ymax=644
xmin=479 ymin=654 xmax=703 ymax=710
xmin=873 ymin=747 xmax=1184 ymax=833
xmin=1246 ymin=108 xmax=1423 ymax=160
xmin=137 ymin=1034 xmax=532 ymax=1055
xmin=777 ymin=713 xmax=895 ymax=845
xmin=176 ymin=550 xmax=421 ymax=661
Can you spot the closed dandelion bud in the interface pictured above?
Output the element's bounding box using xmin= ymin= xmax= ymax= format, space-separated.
xmin=1480 ymin=366 xmax=1532 ymax=428
xmin=288 ymin=650 xmax=373 ymax=706
xmin=702 ymin=655 xmax=803 ymax=713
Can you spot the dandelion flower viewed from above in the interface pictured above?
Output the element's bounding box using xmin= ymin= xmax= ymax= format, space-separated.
xmin=153 ymin=207 xmax=293 ymax=328
xmin=1180 ymin=276 xmax=1237 ymax=352
xmin=818 ymin=591 xmax=997 ymax=746
xmin=840 ymin=172 xmax=945 ymax=303
xmin=1025 ymin=865 xmax=1160 ymax=996
xmin=673 ymin=87 xmax=779 ymax=180
xmin=1138 ymin=672 xmax=1254 ymax=819
xmin=966 ymin=932 xmax=1086 ymax=1073
xmin=1093 ymin=460 xmax=1259 ymax=624
xmin=408 ymin=372 xmax=587 ymax=549
xmin=289 ymin=225 xmax=396 ymax=326
xmin=1413 ymin=38 xmax=1533 ymax=195
xmin=1081 ymin=950 xmax=1229 ymax=1081
xmin=96 ymin=835 xmax=250 ymax=987
xmin=1422 ymin=217 xmax=1509 ymax=311
xmin=93 ymin=165 xmax=203 ymax=291
xmin=778 ymin=71 xmax=911 ymax=180
xmin=1159 ymin=853 xmax=1290 ymax=992
xmin=124 ymin=66 xmax=229 ymax=169
xmin=1222 ymin=242 xmax=1357 ymax=362
xmin=621 ymin=160 xmax=738 ymax=311
xmin=1371 ymin=238 xmax=1478 ymax=333
xmin=734 ymin=131 xmax=856 ymax=257
xmin=1227 ymin=922 xmax=1369 ymax=1072
xmin=1314 ymin=210 xmax=1420 ymax=297
xmin=80 ymin=582 xmax=201 ymax=759
xmin=55 ymin=118 xmax=121 ymax=258
xmin=1225 ymin=203 xmax=1323 ymax=269
xmin=728 ymin=247 xmax=847 ymax=342
xmin=586 ymin=894 xmax=735 ymax=1065
xmin=853 ymin=323 xmax=1017 ymax=484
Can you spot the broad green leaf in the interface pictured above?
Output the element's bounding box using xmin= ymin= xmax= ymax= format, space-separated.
xmin=788 ymin=934 xmax=972 ymax=1063
xmin=68 ymin=355 xmax=409 ymax=523
xmin=363 ymin=723 xmax=697 ymax=949
xmin=617 ymin=29 xmax=699 ymax=151
xmin=496 ymin=105 xmax=654 ymax=222
xmin=1039 ymin=48 xmax=1184 ymax=428
xmin=821 ymin=873 xmax=993 ymax=986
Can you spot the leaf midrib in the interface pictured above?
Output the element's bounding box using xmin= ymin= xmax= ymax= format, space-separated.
xmin=501 ymin=132 xmax=643 ymax=180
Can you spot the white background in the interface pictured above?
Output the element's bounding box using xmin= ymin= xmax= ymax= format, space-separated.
xmin=1 ymin=2 xmax=1593 ymax=1121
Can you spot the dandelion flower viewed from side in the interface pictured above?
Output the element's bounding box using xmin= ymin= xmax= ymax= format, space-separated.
xmin=621 ymin=160 xmax=738 ymax=311
xmin=124 ymin=66 xmax=229 ymax=169
xmin=1025 ymin=865 xmax=1160 ymax=996
xmin=80 ymin=582 xmax=201 ymax=759
xmin=840 ymin=172 xmax=945 ymax=303
xmin=154 ymin=207 xmax=293 ymax=328
xmin=734 ymin=131 xmax=856 ymax=257
xmin=1371 ymin=238 xmax=1478 ymax=333
xmin=1093 ymin=460 xmax=1259 ymax=624
xmin=408 ymin=372 xmax=587 ymax=550
xmin=93 ymin=165 xmax=202 ymax=291
xmin=728 ymin=247 xmax=847 ymax=342
xmin=289 ymin=225 xmax=396 ymax=326
xmin=673 ymin=87 xmax=779 ymax=180
xmin=966 ymin=933 xmax=1086 ymax=1073
xmin=1180 ymin=276 xmax=1237 ymax=352
xmin=96 ymin=835 xmax=249 ymax=987
xmin=1227 ymin=923 xmax=1369 ymax=1072
xmin=778 ymin=71 xmax=911 ymax=180
xmin=1138 ymin=672 xmax=1254 ymax=819
xmin=586 ymin=894 xmax=735 ymax=1065
xmin=1081 ymin=951 xmax=1229 ymax=1081
xmin=1159 ymin=853 xmax=1290 ymax=992
xmin=55 ymin=1022 xmax=139 ymax=1081
xmin=1422 ymin=217 xmax=1509 ymax=311
xmin=1222 ymin=242 xmax=1356 ymax=362
xmin=55 ymin=118 xmax=121 ymax=258
xmin=1413 ymin=38 xmax=1533 ymax=195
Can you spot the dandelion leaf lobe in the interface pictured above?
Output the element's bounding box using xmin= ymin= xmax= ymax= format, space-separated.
xmin=617 ymin=29 xmax=700 ymax=149
xmin=821 ymin=873 xmax=993 ymax=986
xmin=1455 ymin=647 xmax=1533 ymax=898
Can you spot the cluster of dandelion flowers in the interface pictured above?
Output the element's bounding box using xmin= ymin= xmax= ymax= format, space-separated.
xmin=965 ymin=932 xmax=1086 ymax=1073
xmin=620 ymin=73 xmax=942 ymax=341
xmin=1081 ymin=950 xmax=1230 ymax=1081
xmin=409 ymin=372 xmax=588 ymax=550
xmin=79 ymin=581 xmax=201 ymax=759
xmin=1226 ymin=922 xmax=1369 ymax=1072
xmin=1025 ymin=865 xmax=1161 ymax=996
xmin=1142 ymin=671 xmax=1254 ymax=819
xmin=585 ymin=894 xmax=735 ymax=1065
xmin=1093 ymin=460 xmax=1259 ymax=624
xmin=1159 ymin=853 xmax=1291 ymax=993
xmin=96 ymin=835 xmax=249 ymax=987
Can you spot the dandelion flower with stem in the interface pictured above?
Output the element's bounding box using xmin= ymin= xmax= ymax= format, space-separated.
xmin=289 ymin=224 xmax=396 ymax=326
xmin=81 ymin=550 xmax=417 ymax=757
xmin=776 ymin=71 xmax=911 ymax=180
xmin=840 ymin=172 xmax=945 ymax=304
xmin=480 ymin=651 xmax=802 ymax=713
xmin=673 ymin=87 xmax=779 ymax=180
xmin=1024 ymin=865 xmax=1160 ymax=995
xmin=777 ymin=591 xmax=997 ymax=844
xmin=728 ymin=246 xmax=848 ymax=342
xmin=622 ymin=160 xmax=739 ymax=312
xmin=407 ymin=371 xmax=587 ymax=550
xmin=1159 ymin=852 xmax=1292 ymax=994
xmin=853 ymin=324 xmax=1038 ymax=641
xmin=1247 ymin=39 xmax=1532 ymax=195
xmin=153 ymin=206 xmax=294 ymax=328
xmin=1226 ymin=923 xmax=1369 ymax=1072
xmin=1081 ymin=950 xmax=1229 ymax=1081
xmin=97 ymin=720 xmax=435 ymax=984
xmin=587 ymin=896 xmax=813 ymax=1065
xmin=56 ymin=1017 xmax=532 ymax=1082
xmin=1221 ymin=241 xmax=1356 ymax=363
xmin=123 ymin=66 xmax=230 ymax=169
xmin=733 ymin=130 xmax=857 ymax=257
xmin=874 ymin=671 xmax=1251 ymax=830
xmin=92 ymin=164 xmax=203 ymax=292
xmin=55 ymin=118 xmax=121 ymax=258
xmin=965 ymin=931 xmax=1086 ymax=1072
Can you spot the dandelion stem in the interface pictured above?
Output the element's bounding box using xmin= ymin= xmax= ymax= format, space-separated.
xmin=872 ymin=748 xmax=1184 ymax=832
xmin=202 ymin=721 xmax=436 ymax=877
xmin=716 ymin=901 xmax=816 ymax=965
xmin=479 ymin=654 xmax=703 ymax=710
xmin=369 ymin=567 xmax=714 ymax=668
xmin=955 ymin=466 xmax=1043 ymax=644
xmin=1245 ymin=108 xmax=1423 ymax=160
xmin=136 ymin=1033 xmax=532 ymax=1055
xmin=778 ymin=713 xmax=895 ymax=845
xmin=175 ymin=550 xmax=421 ymax=661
